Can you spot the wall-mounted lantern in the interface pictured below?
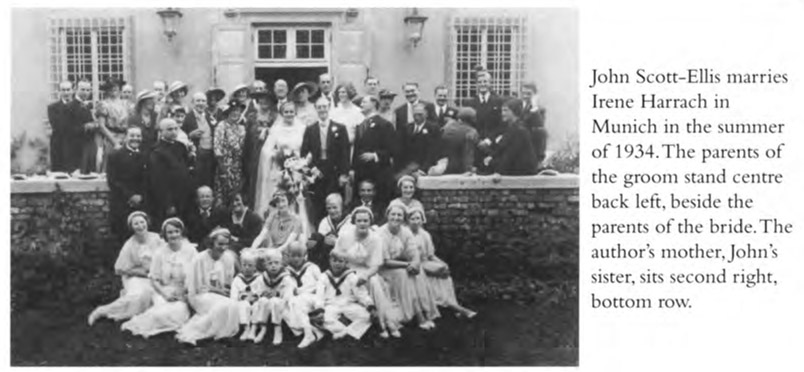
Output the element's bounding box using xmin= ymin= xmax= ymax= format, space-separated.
xmin=404 ymin=8 xmax=428 ymax=48
xmin=156 ymin=8 xmax=183 ymax=42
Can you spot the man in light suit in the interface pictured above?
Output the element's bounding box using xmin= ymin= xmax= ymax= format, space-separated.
xmin=301 ymin=97 xmax=351 ymax=225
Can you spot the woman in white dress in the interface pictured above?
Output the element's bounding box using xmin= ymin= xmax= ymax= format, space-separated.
xmin=333 ymin=206 xmax=403 ymax=338
xmin=120 ymin=217 xmax=197 ymax=337
xmin=88 ymin=211 xmax=161 ymax=325
xmin=253 ymin=102 xmax=308 ymax=218
xmin=328 ymin=83 xmax=364 ymax=145
xmin=175 ymin=228 xmax=241 ymax=345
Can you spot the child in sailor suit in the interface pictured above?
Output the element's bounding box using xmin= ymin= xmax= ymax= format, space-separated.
xmin=285 ymin=241 xmax=324 ymax=348
xmin=316 ymin=250 xmax=375 ymax=340
xmin=230 ymin=251 xmax=270 ymax=342
xmin=259 ymin=248 xmax=296 ymax=345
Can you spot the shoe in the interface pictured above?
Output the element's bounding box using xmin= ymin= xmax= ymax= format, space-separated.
xmin=272 ymin=328 xmax=283 ymax=345
xmin=253 ymin=327 xmax=267 ymax=344
xmin=298 ymin=334 xmax=316 ymax=348
xmin=465 ymin=311 xmax=478 ymax=319
xmin=87 ymin=310 xmax=100 ymax=326
xmin=390 ymin=329 xmax=402 ymax=338
xmin=379 ymin=330 xmax=389 ymax=339
xmin=239 ymin=326 xmax=251 ymax=341
xmin=332 ymin=331 xmax=346 ymax=340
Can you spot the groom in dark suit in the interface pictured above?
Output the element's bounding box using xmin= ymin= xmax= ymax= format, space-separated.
xmin=397 ymin=102 xmax=442 ymax=176
xmin=301 ymin=96 xmax=351 ymax=225
xmin=352 ymin=96 xmax=397 ymax=208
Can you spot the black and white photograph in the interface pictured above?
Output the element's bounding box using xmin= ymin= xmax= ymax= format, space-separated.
xmin=9 ymin=6 xmax=579 ymax=366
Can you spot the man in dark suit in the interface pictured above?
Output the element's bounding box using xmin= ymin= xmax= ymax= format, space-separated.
xmin=347 ymin=179 xmax=386 ymax=226
xmin=73 ymin=79 xmax=100 ymax=174
xmin=464 ymin=71 xmax=505 ymax=171
xmin=393 ymin=82 xmax=436 ymax=172
xmin=520 ymin=82 xmax=548 ymax=167
xmin=183 ymin=92 xmax=217 ymax=188
xmin=432 ymin=85 xmax=457 ymax=128
xmin=310 ymin=73 xmax=334 ymax=106
xmin=397 ymin=103 xmax=442 ymax=176
xmin=393 ymin=82 xmax=436 ymax=132
xmin=47 ymin=81 xmax=83 ymax=172
xmin=147 ymin=118 xmax=195 ymax=227
xmin=185 ymin=186 xmax=228 ymax=245
xmin=352 ymin=96 xmax=397 ymax=208
xmin=300 ymin=96 xmax=351 ymax=226
xmin=107 ymin=127 xmax=148 ymax=243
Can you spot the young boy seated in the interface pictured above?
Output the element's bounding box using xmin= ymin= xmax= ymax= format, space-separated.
xmin=230 ymin=250 xmax=270 ymax=342
xmin=307 ymin=193 xmax=352 ymax=270
xmin=315 ymin=250 xmax=375 ymax=341
xmin=285 ymin=241 xmax=325 ymax=348
xmin=258 ymin=248 xmax=296 ymax=345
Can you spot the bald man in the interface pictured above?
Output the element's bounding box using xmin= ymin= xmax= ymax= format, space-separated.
xmin=185 ymin=186 xmax=228 ymax=245
xmin=147 ymin=118 xmax=195 ymax=225
xmin=183 ymin=92 xmax=217 ymax=188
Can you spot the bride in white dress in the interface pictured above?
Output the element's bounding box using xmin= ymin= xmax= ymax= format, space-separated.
xmin=253 ymin=101 xmax=311 ymax=236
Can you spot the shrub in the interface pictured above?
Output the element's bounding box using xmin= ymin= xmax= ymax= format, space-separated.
xmin=543 ymin=132 xmax=579 ymax=174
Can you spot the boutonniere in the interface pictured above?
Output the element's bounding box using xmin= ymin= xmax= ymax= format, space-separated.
xmin=331 ymin=126 xmax=337 ymax=133
xmin=370 ymin=122 xmax=375 ymax=128
xmin=422 ymin=129 xmax=428 ymax=135
xmin=495 ymin=135 xmax=503 ymax=144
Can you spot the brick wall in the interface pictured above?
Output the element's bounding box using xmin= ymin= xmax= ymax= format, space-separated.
xmin=417 ymin=175 xmax=579 ymax=283
xmin=10 ymin=179 xmax=112 ymax=255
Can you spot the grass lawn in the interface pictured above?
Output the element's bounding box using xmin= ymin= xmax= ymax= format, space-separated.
xmin=11 ymin=298 xmax=577 ymax=366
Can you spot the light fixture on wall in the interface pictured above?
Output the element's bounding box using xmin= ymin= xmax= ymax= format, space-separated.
xmin=404 ymin=8 xmax=428 ymax=47
xmin=156 ymin=8 xmax=183 ymax=42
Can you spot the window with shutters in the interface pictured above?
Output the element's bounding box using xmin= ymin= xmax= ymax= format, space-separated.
xmin=450 ymin=15 xmax=527 ymax=106
xmin=47 ymin=17 xmax=131 ymax=100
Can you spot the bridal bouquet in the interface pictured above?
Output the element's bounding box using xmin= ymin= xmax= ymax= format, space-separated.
xmin=275 ymin=147 xmax=316 ymax=198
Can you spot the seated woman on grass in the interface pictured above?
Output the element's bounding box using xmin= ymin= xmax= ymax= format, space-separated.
xmin=89 ymin=211 xmax=162 ymax=326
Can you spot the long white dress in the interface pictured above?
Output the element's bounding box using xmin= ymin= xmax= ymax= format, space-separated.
xmin=121 ymin=240 xmax=197 ymax=338
xmin=90 ymin=232 xmax=162 ymax=323
xmin=253 ymin=119 xmax=306 ymax=215
xmin=253 ymin=118 xmax=311 ymax=235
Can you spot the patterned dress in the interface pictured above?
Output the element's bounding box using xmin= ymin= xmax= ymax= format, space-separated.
xmin=213 ymin=121 xmax=246 ymax=207
xmin=96 ymin=98 xmax=130 ymax=172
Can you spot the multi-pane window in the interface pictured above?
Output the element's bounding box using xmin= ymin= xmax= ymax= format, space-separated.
xmin=48 ymin=17 xmax=130 ymax=100
xmin=450 ymin=16 xmax=527 ymax=106
xmin=255 ymin=27 xmax=329 ymax=63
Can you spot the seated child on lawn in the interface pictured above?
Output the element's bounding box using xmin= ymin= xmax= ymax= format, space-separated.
xmin=285 ymin=241 xmax=324 ymax=348
xmin=316 ymin=250 xmax=375 ymax=341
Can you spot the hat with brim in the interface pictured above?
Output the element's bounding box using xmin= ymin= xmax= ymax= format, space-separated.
xmin=222 ymin=101 xmax=246 ymax=117
xmin=168 ymin=81 xmax=188 ymax=96
xmin=231 ymin=84 xmax=249 ymax=97
xmin=205 ymin=88 xmax=226 ymax=101
xmin=291 ymin=81 xmax=318 ymax=98
xmin=100 ymin=77 xmax=126 ymax=92
xmin=378 ymin=89 xmax=397 ymax=99
xmin=135 ymin=90 xmax=159 ymax=105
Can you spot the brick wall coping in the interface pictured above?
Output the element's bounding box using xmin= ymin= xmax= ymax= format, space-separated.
xmin=417 ymin=174 xmax=579 ymax=190
xmin=10 ymin=178 xmax=109 ymax=194
xmin=10 ymin=174 xmax=579 ymax=194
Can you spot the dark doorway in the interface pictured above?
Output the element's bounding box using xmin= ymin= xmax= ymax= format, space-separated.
xmin=255 ymin=67 xmax=329 ymax=93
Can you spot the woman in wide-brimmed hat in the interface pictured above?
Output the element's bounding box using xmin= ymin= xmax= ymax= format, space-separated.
xmin=160 ymin=81 xmax=189 ymax=121
xmin=126 ymin=90 xmax=160 ymax=154
xmin=92 ymin=77 xmax=130 ymax=172
xmin=213 ymin=100 xmax=247 ymax=208
xmin=205 ymin=87 xmax=226 ymax=121
xmin=291 ymin=81 xmax=318 ymax=126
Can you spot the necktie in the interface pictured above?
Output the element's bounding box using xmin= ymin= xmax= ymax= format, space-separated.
xmin=320 ymin=123 xmax=328 ymax=160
